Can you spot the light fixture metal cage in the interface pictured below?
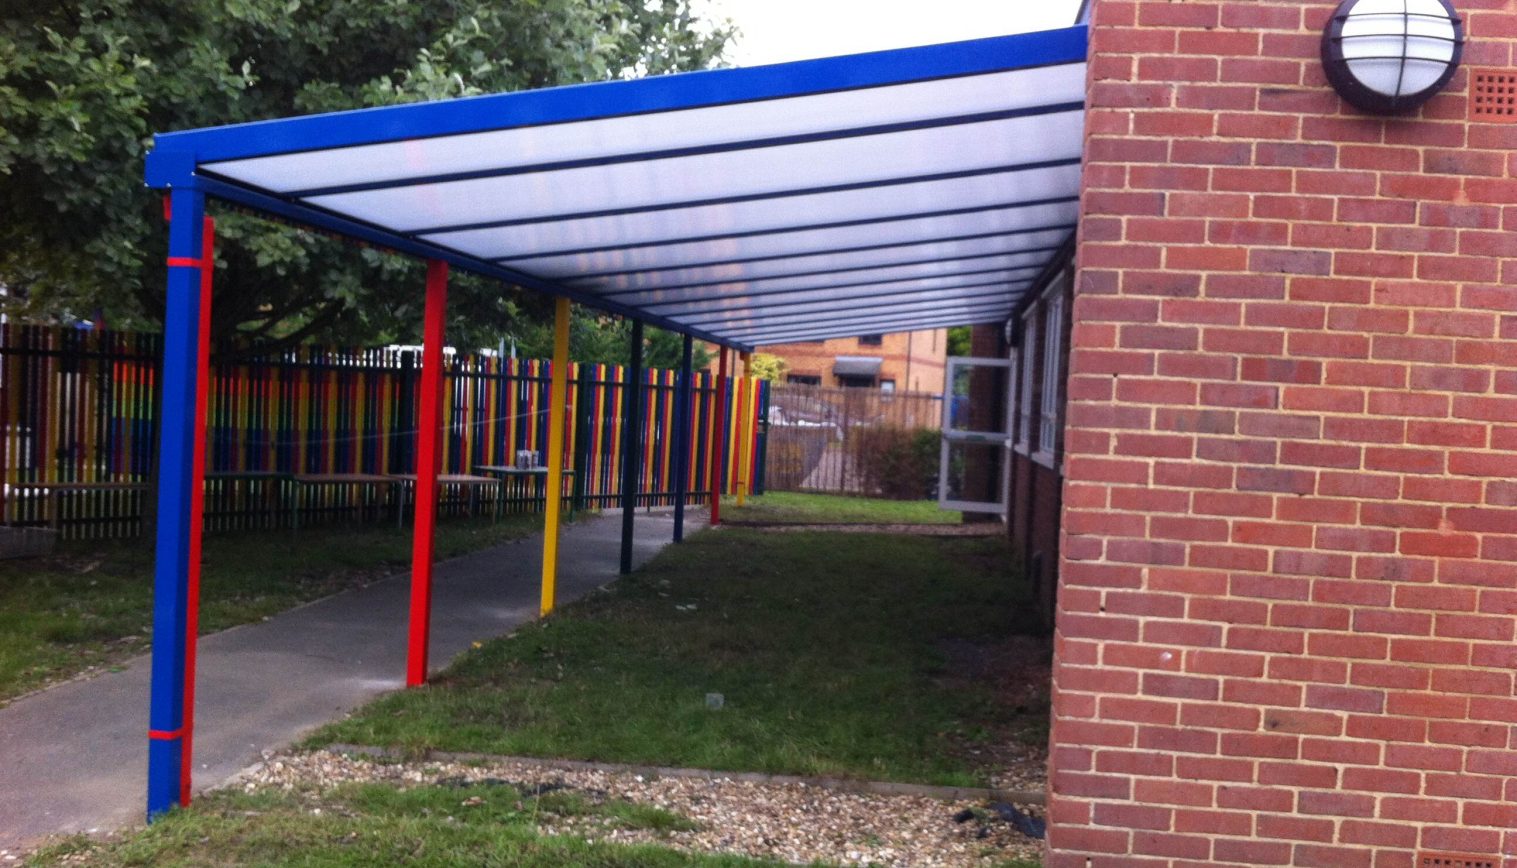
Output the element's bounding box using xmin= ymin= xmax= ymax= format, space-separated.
xmin=1321 ymin=0 xmax=1465 ymax=114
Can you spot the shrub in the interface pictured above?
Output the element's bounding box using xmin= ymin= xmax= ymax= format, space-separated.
xmin=851 ymin=426 xmax=939 ymax=500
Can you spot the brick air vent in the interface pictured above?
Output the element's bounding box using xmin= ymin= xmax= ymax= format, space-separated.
xmin=1418 ymin=852 xmax=1498 ymax=868
xmin=1471 ymin=70 xmax=1517 ymax=122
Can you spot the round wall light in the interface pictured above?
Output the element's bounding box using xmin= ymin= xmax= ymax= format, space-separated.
xmin=1321 ymin=0 xmax=1464 ymax=114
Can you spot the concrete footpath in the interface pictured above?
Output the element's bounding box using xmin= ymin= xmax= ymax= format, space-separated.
xmin=0 ymin=509 xmax=694 ymax=852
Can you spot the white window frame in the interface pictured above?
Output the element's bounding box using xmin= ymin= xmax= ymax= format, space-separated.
xmin=938 ymin=355 xmax=1015 ymax=515
xmin=1014 ymin=302 xmax=1039 ymax=455
xmin=1033 ymin=279 xmax=1067 ymax=469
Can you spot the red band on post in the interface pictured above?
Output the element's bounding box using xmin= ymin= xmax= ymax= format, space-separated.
xmin=148 ymin=728 xmax=185 ymax=741
xmin=166 ymin=257 xmax=204 ymax=269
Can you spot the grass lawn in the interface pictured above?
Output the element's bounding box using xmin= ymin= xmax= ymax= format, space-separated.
xmin=30 ymin=780 xmax=785 ymax=867
xmin=0 ymin=514 xmax=543 ymax=704
xmin=311 ymin=527 xmax=1047 ymax=787
xmin=722 ymin=491 xmax=960 ymax=525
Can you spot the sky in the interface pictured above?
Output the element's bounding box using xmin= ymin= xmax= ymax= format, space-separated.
xmin=698 ymin=0 xmax=1085 ymax=67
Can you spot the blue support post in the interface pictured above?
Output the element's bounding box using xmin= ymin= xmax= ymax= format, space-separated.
xmin=671 ymin=334 xmax=694 ymax=542
xmin=619 ymin=320 xmax=644 ymax=574
xmin=754 ymin=380 xmax=770 ymax=496
xmin=147 ymin=185 xmax=206 ymax=820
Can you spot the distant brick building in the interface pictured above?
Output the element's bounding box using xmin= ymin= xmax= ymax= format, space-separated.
xmin=753 ymin=329 xmax=949 ymax=394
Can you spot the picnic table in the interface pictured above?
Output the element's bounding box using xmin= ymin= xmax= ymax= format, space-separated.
xmin=389 ymin=473 xmax=502 ymax=527
xmin=473 ymin=465 xmax=577 ymax=518
xmin=26 ymin=481 xmax=150 ymax=532
xmin=205 ymin=471 xmax=291 ymax=530
xmin=289 ymin=473 xmax=400 ymax=531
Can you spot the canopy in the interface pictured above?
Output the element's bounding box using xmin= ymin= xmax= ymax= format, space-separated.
xmin=146 ymin=25 xmax=1087 ymax=350
xmin=834 ymin=356 xmax=884 ymax=378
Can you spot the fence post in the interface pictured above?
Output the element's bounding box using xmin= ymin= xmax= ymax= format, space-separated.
xmin=394 ymin=350 xmax=415 ymax=475
xmin=619 ymin=320 xmax=644 ymax=574
xmin=672 ymin=334 xmax=693 ymax=542
xmin=735 ymin=353 xmax=750 ymax=507
xmin=754 ymin=380 xmax=769 ymax=496
xmin=709 ymin=347 xmax=728 ymax=526
xmin=572 ymin=363 xmax=591 ymax=513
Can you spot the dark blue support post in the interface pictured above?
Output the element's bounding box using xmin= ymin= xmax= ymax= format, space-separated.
xmin=754 ymin=380 xmax=770 ymax=496
xmin=147 ymin=185 xmax=206 ymax=820
xmin=671 ymin=334 xmax=694 ymax=542
xmin=619 ymin=320 xmax=645 ymax=574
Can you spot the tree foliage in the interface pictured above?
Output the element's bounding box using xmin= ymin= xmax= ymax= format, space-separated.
xmin=0 ymin=0 xmax=732 ymax=354
xmin=747 ymin=352 xmax=788 ymax=383
xmin=505 ymin=312 xmax=713 ymax=370
xmin=946 ymin=326 xmax=973 ymax=357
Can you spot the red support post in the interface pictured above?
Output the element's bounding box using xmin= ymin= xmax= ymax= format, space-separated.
xmin=180 ymin=215 xmax=215 ymax=806
xmin=709 ymin=347 xmax=728 ymax=526
xmin=406 ymin=260 xmax=448 ymax=687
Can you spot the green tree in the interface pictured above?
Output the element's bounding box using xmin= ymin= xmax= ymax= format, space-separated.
xmin=946 ymin=325 xmax=973 ymax=357
xmin=0 ymin=0 xmax=732 ymax=353
xmin=747 ymin=352 xmax=788 ymax=382
xmin=505 ymin=311 xmax=712 ymax=370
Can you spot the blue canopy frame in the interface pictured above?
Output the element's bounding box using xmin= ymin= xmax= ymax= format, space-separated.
xmin=140 ymin=23 xmax=1087 ymax=820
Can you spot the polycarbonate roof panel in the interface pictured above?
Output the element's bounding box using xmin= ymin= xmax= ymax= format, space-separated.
xmin=147 ymin=25 xmax=1087 ymax=349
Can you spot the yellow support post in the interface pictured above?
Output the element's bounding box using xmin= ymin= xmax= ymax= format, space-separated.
xmin=540 ymin=297 xmax=572 ymax=616
xmin=736 ymin=352 xmax=752 ymax=506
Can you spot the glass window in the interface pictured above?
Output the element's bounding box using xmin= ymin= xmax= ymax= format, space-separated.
xmin=1036 ymin=290 xmax=1064 ymax=467
xmin=880 ymin=379 xmax=896 ymax=393
xmin=786 ymin=374 xmax=821 ymax=385
xmin=1015 ymin=303 xmax=1038 ymax=455
xmin=859 ymin=334 xmax=884 ymax=347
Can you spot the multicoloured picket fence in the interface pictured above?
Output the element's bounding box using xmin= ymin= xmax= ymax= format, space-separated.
xmin=0 ymin=324 xmax=768 ymax=539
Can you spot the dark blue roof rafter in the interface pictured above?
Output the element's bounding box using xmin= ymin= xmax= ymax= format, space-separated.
xmin=146 ymin=25 xmax=1087 ymax=349
xmin=671 ymin=281 xmax=1036 ymax=325
xmin=488 ymin=197 xmax=1079 ymax=265
xmin=733 ymin=309 xmax=1016 ymax=345
xmin=584 ymin=247 xmax=1059 ymax=298
xmin=577 ymin=228 xmax=1076 ymax=290
xmin=397 ymin=158 xmax=1080 ymax=238
xmin=649 ymin=275 xmax=1041 ymax=320
xmin=719 ymin=300 xmax=1018 ymax=339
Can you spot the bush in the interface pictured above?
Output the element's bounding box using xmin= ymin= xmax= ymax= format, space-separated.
xmin=851 ymin=426 xmax=939 ymax=500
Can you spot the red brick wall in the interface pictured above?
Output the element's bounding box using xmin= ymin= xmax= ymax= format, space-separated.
xmin=1052 ymin=2 xmax=1517 ymax=865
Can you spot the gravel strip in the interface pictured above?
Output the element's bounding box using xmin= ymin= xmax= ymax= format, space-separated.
xmin=237 ymin=750 xmax=1045 ymax=866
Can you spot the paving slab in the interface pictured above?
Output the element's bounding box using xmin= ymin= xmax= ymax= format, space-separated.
xmin=0 ymin=509 xmax=696 ymax=852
